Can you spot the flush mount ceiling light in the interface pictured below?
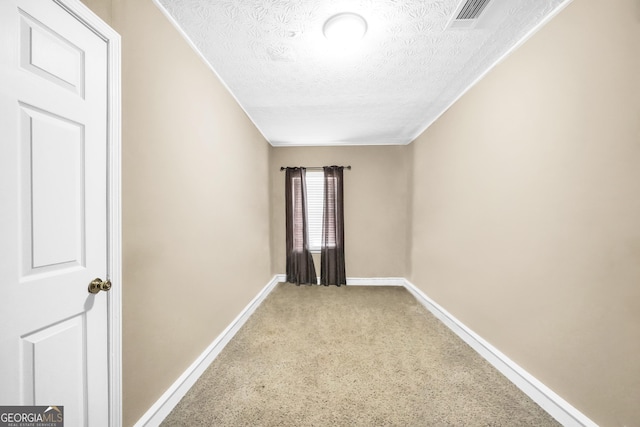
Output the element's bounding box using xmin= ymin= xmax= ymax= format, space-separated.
xmin=323 ymin=12 xmax=367 ymax=43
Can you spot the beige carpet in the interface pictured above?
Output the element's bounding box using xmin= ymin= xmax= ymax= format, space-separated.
xmin=161 ymin=283 xmax=560 ymax=426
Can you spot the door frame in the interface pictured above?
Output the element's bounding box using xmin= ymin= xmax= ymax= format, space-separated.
xmin=51 ymin=0 xmax=122 ymax=425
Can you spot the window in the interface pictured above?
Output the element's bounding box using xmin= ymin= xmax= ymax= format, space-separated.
xmin=284 ymin=166 xmax=345 ymax=286
xmin=290 ymin=176 xmax=305 ymax=252
xmin=305 ymin=171 xmax=324 ymax=252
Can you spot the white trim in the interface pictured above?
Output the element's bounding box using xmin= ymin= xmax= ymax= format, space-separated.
xmin=133 ymin=275 xmax=284 ymax=427
xmin=402 ymin=279 xmax=598 ymax=427
xmin=297 ymin=277 xmax=406 ymax=286
xmin=106 ymin=32 xmax=122 ymax=427
xmin=346 ymin=277 xmax=405 ymax=286
xmin=51 ymin=1 xmax=123 ymax=425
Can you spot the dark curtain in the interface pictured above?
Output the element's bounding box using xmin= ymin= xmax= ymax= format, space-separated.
xmin=320 ymin=166 xmax=346 ymax=286
xmin=285 ymin=167 xmax=317 ymax=285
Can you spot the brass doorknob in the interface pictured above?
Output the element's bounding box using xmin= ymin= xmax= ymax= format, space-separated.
xmin=88 ymin=278 xmax=112 ymax=294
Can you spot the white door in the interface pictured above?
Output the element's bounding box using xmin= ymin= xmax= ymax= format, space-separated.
xmin=0 ymin=0 xmax=110 ymax=425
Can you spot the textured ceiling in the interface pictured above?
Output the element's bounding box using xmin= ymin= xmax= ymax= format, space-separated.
xmin=156 ymin=0 xmax=569 ymax=146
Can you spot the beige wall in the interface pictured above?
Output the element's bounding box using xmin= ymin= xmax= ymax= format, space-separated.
xmin=81 ymin=0 xmax=272 ymax=425
xmin=410 ymin=0 xmax=640 ymax=425
xmin=270 ymin=146 xmax=412 ymax=278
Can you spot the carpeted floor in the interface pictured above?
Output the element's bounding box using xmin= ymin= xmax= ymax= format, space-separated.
xmin=161 ymin=283 xmax=560 ymax=426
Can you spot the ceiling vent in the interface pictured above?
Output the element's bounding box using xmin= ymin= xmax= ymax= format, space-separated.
xmin=447 ymin=0 xmax=492 ymax=29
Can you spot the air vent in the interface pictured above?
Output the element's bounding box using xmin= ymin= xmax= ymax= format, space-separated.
xmin=456 ymin=0 xmax=491 ymax=20
xmin=447 ymin=0 xmax=492 ymax=29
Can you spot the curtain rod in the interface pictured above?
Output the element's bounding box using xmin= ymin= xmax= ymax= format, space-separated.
xmin=280 ymin=166 xmax=351 ymax=171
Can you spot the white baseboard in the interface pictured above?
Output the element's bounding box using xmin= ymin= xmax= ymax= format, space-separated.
xmin=294 ymin=276 xmax=405 ymax=286
xmin=347 ymin=277 xmax=405 ymax=286
xmin=402 ymin=279 xmax=598 ymax=427
xmin=133 ymin=274 xmax=284 ymax=427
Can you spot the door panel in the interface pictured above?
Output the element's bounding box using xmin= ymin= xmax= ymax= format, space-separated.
xmin=21 ymin=315 xmax=86 ymax=424
xmin=19 ymin=10 xmax=85 ymax=95
xmin=21 ymin=104 xmax=85 ymax=274
xmin=0 ymin=1 xmax=110 ymax=425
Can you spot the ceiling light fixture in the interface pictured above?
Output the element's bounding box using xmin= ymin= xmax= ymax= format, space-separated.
xmin=323 ymin=12 xmax=367 ymax=43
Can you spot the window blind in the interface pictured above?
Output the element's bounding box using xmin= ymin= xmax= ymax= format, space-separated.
xmin=305 ymin=171 xmax=324 ymax=252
